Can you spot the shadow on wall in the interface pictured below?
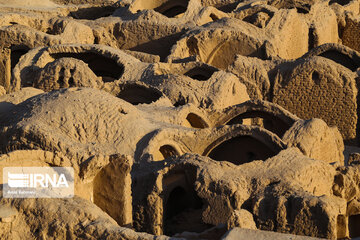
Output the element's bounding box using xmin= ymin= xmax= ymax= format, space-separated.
xmin=69 ymin=6 xmax=117 ymax=20
xmin=130 ymin=32 xmax=185 ymax=62
xmin=186 ymin=36 xmax=266 ymax=70
xmin=269 ymin=0 xmax=313 ymax=13
xmin=215 ymin=2 xmax=238 ymax=13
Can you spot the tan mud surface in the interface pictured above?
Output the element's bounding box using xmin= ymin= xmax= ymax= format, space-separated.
xmin=0 ymin=0 xmax=360 ymax=239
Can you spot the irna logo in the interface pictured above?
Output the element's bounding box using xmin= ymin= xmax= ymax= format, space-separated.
xmin=3 ymin=167 xmax=74 ymax=198
xmin=8 ymin=172 xmax=69 ymax=188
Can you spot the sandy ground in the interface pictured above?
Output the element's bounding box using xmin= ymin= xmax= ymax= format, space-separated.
xmin=0 ymin=0 xmax=58 ymax=8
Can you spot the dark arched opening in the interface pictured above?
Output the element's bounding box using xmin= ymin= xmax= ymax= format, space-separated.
xmin=210 ymin=13 xmax=220 ymax=21
xmin=312 ymin=70 xmax=320 ymax=83
xmin=154 ymin=0 xmax=189 ymax=18
xmin=160 ymin=145 xmax=179 ymax=159
xmin=163 ymin=170 xmax=211 ymax=236
xmin=184 ymin=66 xmax=218 ymax=81
xmin=319 ymin=50 xmax=358 ymax=71
xmin=296 ymin=5 xmax=310 ymax=14
xmin=117 ymin=84 xmax=163 ymax=105
xmin=329 ymin=0 xmax=351 ymax=6
xmin=11 ymin=45 xmax=30 ymax=70
xmin=166 ymin=187 xmax=188 ymax=218
xmin=225 ymin=111 xmax=291 ymax=138
xmin=349 ymin=214 xmax=360 ymax=238
xmin=207 ymin=136 xmax=278 ymax=165
xmin=186 ymin=113 xmax=208 ymax=129
xmin=50 ymin=52 xmax=124 ymax=82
